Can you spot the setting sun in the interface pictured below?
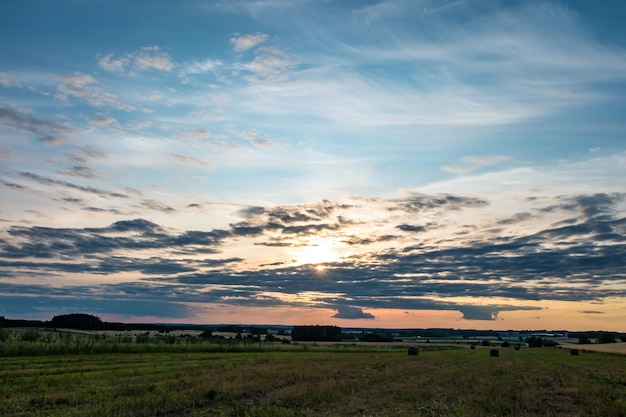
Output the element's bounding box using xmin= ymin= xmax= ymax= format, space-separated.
xmin=293 ymin=239 xmax=341 ymax=266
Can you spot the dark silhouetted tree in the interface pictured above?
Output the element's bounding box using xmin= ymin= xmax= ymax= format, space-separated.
xmin=526 ymin=336 xmax=543 ymax=348
xmin=291 ymin=325 xmax=341 ymax=341
xmin=598 ymin=332 xmax=616 ymax=344
xmin=359 ymin=332 xmax=393 ymax=342
xmin=217 ymin=325 xmax=244 ymax=333
xmin=48 ymin=313 xmax=104 ymax=330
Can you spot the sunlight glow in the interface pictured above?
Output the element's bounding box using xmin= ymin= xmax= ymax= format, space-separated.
xmin=292 ymin=238 xmax=341 ymax=266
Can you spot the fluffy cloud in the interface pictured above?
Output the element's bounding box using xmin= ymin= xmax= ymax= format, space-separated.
xmin=231 ymin=33 xmax=269 ymax=52
xmin=98 ymin=46 xmax=175 ymax=74
xmin=332 ymin=305 xmax=375 ymax=319
xmin=244 ymin=46 xmax=298 ymax=83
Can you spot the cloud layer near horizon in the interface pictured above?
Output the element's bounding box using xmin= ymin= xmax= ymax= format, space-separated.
xmin=1 ymin=191 xmax=624 ymax=325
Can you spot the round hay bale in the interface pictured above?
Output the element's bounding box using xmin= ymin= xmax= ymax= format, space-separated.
xmin=490 ymin=349 xmax=499 ymax=357
xmin=408 ymin=346 xmax=419 ymax=356
xmin=514 ymin=345 xmax=520 ymax=351
xmin=470 ymin=344 xmax=476 ymax=350
xmin=570 ymin=348 xmax=579 ymax=356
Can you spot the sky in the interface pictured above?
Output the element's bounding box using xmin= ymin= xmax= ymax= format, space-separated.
xmin=1 ymin=0 xmax=625 ymax=331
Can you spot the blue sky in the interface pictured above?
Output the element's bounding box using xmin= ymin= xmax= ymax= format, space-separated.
xmin=1 ymin=0 xmax=625 ymax=330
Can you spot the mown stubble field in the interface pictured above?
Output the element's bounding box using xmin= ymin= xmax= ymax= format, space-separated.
xmin=1 ymin=345 xmax=625 ymax=417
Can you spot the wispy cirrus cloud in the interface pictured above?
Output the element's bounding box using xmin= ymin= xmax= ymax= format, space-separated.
xmin=55 ymin=72 xmax=134 ymax=111
xmin=231 ymin=2 xmax=626 ymax=135
xmin=443 ymin=155 xmax=511 ymax=174
xmin=0 ymin=103 xmax=75 ymax=145
xmin=171 ymin=154 xmax=207 ymax=166
xmin=0 ymin=72 xmax=20 ymax=88
xmin=58 ymin=165 xmax=101 ymax=179
xmin=179 ymin=58 xmax=223 ymax=75
xmin=1 ymin=180 xmax=28 ymax=190
xmin=0 ymin=145 xmax=12 ymax=159
xmin=237 ymin=128 xmax=285 ymax=149
xmin=66 ymin=145 xmax=108 ymax=164
xmin=178 ymin=58 xmax=225 ymax=84
xmin=244 ymin=46 xmax=298 ymax=83
xmin=16 ymin=171 xmax=128 ymax=199
xmin=139 ymin=199 xmax=176 ymax=213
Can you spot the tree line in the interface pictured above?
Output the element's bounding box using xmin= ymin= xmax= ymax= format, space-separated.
xmin=0 ymin=314 xmax=199 ymax=332
xmin=291 ymin=325 xmax=341 ymax=341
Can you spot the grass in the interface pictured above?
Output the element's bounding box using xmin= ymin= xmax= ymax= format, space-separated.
xmin=0 ymin=328 xmax=296 ymax=356
xmin=1 ymin=331 xmax=625 ymax=417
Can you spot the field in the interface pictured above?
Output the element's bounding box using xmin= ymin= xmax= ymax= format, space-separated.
xmin=1 ymin=331 xmax=625 ymax=416
xmin=560 ymin=343 xmax=626 ymax=355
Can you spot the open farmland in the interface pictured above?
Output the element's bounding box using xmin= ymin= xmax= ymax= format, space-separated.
xmin=1 ymin=341 xmax=625 ymax=417
xmin=560 ymin=343 xmax=626 ymax=355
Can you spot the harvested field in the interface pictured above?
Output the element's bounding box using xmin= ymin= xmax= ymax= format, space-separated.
xmin=1 ymin=345 xmax=625 ymax=416
xmin=561 ymin=342 xmax=626 ymax=355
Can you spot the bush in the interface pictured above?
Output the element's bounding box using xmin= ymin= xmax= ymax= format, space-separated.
xmin=598 ymin=333 xmax=616 ymax=344
xmin=264 ymin=333 xmax=279 ymax=342
xmin=0 ymin=329 xmax=10 ymax=342
xmin=21 ymin=330 xmax=41 ymax=342
xmin=526 ymin=336 xmax=543 ymax=348
xmin=542 ymin=339 xmax=559 ymax=348
xmin=199 ymin=330 xmax=213 ymax=338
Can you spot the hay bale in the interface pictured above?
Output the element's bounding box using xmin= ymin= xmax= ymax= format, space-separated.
xmin=490 ymin=349 xmax=499 ymax=357
xmin=408 ymin=346 xmax=419 ymax=356
xmin=514 ymin=345 xmax=520 ymax=351
xmin=470 ymin=344 xmax=476 ymax=350
xmin=570 ymin=348 xmax=579 ymax=356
